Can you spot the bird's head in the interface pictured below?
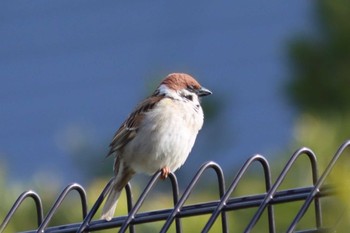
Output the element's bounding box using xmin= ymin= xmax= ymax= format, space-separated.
xmin=156 ymin=73 xmax=212 ymax=102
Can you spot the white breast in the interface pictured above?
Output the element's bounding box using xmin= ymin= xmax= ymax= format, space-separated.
xmin=123 ymin=97 xmax=204 ymax=174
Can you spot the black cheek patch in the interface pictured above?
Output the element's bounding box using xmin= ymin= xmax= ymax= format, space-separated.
xmin=185 ymin=95 xmax=193 ymax=101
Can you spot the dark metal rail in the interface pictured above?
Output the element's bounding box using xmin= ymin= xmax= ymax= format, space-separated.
xmin=1 ymin=140 xmax=349 ymax=233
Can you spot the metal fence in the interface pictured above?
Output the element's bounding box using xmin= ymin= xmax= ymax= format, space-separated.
xmin=1 ymin=140 xmax=350 ymax=233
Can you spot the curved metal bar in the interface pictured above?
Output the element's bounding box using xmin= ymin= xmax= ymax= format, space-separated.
xmin=36 ymin=183 xmax=87 ymax=233
xmin=202 ymin=154 xmax=274 ymax=233
xmin=160 ymin=161 xmax=225 ymax=233
xmin=124 ymin=183 xmax=134 ymax=233
xmin=76 ymin=177 xmax=114 ymax=233
xmin=311 ymin=150 xmax=322 ymax=229
xmin=244 ymin=147 xmax=318 ymax=233
xmin=0 ymin=190 xmax=43 ymax=233
xmin=118 ymin=171 xmax=162 ymax=233
xmin=168 ymin=173 xmax=182 ymax=233
xmin=286 ymin=140 xmax=350 ymax=233
xmin=119 ymin=173 xmax=180 ymax=233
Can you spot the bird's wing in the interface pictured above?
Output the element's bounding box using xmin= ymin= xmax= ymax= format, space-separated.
xmin=107 ymin=95 xmax=164 ymax=157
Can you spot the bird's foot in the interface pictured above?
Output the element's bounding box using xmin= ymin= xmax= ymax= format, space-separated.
xmin=160 ymin=166 xmax=170 ymax=179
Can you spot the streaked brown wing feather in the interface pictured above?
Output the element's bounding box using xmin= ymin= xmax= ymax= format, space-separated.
xmin=107 ymin=95 xmax=164 ymax=157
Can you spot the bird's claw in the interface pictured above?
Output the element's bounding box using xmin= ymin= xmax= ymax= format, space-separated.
xmin=160 ymin=167 xmax=170 ymax=179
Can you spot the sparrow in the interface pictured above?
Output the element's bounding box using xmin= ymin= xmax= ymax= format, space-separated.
xmin=101 ymin=73 xmax=212 ymax=221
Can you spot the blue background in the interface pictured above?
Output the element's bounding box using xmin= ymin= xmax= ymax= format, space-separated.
xmin=0 ymin=1 xmax=313 ymax=184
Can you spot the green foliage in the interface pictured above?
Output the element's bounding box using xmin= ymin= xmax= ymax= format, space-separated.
xmin=287 ymin=113 xmax=350 ymax=232
xmin=285 ymin=2 xmax=350 ymax=230
xmin=287 ymin=0 xmax=350 ymax=115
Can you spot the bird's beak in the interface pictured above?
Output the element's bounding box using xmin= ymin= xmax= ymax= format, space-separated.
xmin=197 ymin=87 xmax=212 ymax=97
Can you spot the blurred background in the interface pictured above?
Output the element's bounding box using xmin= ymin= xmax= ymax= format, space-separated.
xmin=1 ymin=0 xmax=350 ymax=232
xmin=0 ymin=0 xmax=307 ymax=184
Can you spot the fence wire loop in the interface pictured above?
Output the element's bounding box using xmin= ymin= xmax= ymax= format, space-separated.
xmin=0 ymin=190 xmax=43 ymax=232
xmin=203 ymin=154 xmax=274 ymax=233
xmin=1 ymin=140 xmax=350 ymax=233
xmin=35 ymin=183 xmax=87 ymax=233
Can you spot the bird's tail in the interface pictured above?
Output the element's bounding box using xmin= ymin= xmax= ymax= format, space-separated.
xmin=101 ymin=161 xmax=134 ymax=221
xmin=101 ymin=182 xmax=121 ymax=221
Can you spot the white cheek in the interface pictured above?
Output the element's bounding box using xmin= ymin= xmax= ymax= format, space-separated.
xmin=158 ymin=84 xmax=182 ymax=100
